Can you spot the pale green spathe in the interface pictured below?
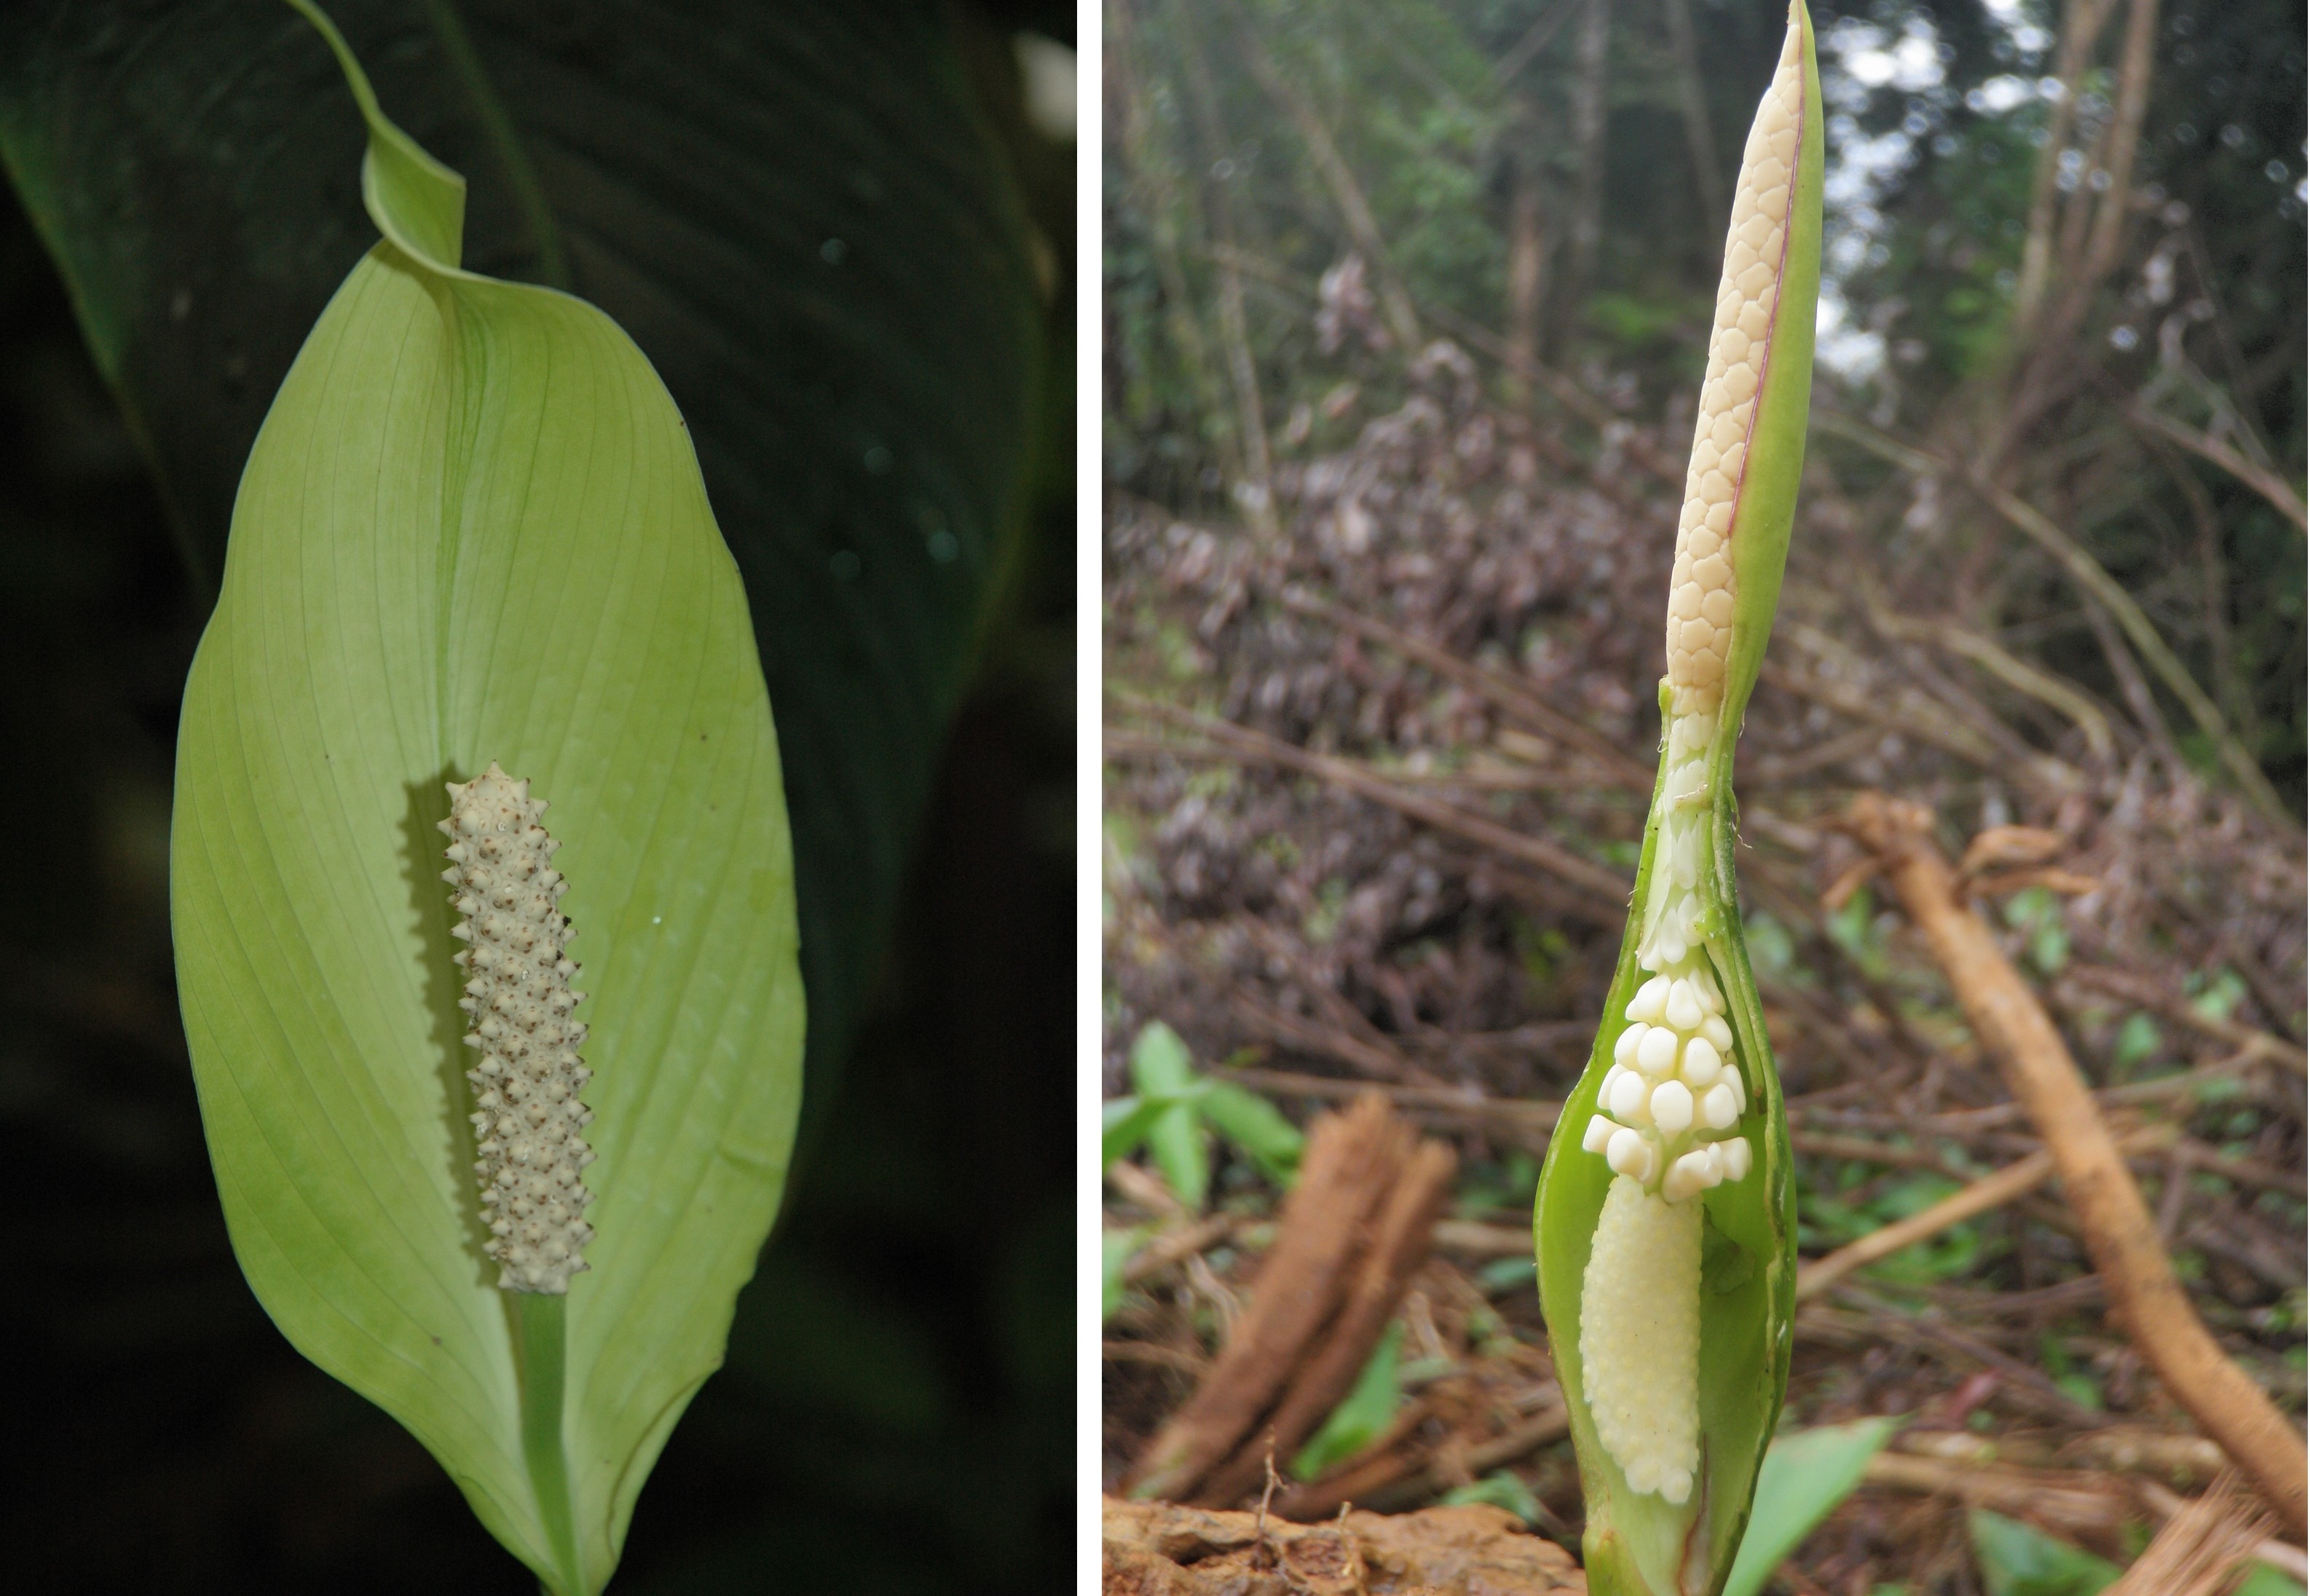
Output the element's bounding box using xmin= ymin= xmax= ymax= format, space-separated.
xmin=168 ymin=6 xmax=803 ymax=1592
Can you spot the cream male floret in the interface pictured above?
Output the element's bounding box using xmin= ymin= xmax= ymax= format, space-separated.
xmin=1574 ymin=8 xmax=1805 ymax=1509
xmin=440 ymin=763 xmax=597 ymax=1294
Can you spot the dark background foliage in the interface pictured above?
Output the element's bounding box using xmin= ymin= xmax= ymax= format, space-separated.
xmin=0 ymin=0 xmax=1072 ymax=1590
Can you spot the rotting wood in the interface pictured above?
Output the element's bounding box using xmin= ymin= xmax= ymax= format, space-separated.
xmin=1101 ymin=1496 xmax=1585 ymax=1595
xmin=1840 ymin=793 xmax=2309 ymax=1531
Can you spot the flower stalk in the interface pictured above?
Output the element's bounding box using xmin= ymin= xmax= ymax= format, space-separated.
xmin=1532 ymin=5 xmax=1824 ymax=1592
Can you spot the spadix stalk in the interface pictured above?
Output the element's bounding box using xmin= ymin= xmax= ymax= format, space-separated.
xmin=1533 ymin=7 xmax=1821 ymax=1593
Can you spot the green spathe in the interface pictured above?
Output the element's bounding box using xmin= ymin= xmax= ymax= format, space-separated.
xmin=1532 ymin=4 xmax=1824 ymax=1593
xmin=168 ymin=5 xmax=803 ymax=1592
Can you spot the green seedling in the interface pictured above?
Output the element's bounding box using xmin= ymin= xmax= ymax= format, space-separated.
xmin=168 ymin=6 xmax=803 ymax=1591
xmin=1105 ymin=1021 xmax=1305 ymax=1203
xmin=1531 ymin=4 xmax=1823 ymax=1592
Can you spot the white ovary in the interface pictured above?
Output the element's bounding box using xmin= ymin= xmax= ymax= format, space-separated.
xmin=440 ymin=762 xmax=598 ymax=1295
xmin=1580 ymin=1175 xmax=1702 ymax=1506
xmin=1663 ymin=12 xmax=1806 ymax=713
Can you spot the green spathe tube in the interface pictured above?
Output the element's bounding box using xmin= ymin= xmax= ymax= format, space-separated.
xmin=1532 ymin=5 xmax=1823 ymax=1594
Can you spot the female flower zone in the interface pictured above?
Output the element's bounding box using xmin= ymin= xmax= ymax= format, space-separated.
xmin=1534 ymin=4 xmax=1821 ymax=1592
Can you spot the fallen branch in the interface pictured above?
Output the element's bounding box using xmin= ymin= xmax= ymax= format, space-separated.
xmin=2129 ymin=404 xmax=2309 ymax=533
xmin=1200 ymin=1136 xmax=1457 ymax=1505
xmin=1277 ymin=1404 xmax=1573 ymax=1522
xmin=1227 ymin=1067 xmax=1560 ymax=1134
xmin=1861 ymin=1450 xmax=2131 ymax=1537
xmin=1795 ymin=1124 xmax=2173 ymax=1302
xmin=1839 ymin=794 xmax=2307 ymax=1530
xmin=1757 ymin=658 xmax=2083 ymax=798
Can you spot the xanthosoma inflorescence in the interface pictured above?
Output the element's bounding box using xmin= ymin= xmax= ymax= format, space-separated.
xmin=1532 ymin=5 xmax=1823 ymax=1593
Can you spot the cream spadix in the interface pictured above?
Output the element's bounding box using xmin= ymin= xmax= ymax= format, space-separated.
xmin=1533 ymin=4 xmax=1821 ymax=1592
xmin=440 ymin=764 xmax=597 ymax=1295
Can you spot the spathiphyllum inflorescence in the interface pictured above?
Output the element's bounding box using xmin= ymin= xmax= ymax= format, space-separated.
xmin=166 ymin=5 xmax=805 ymax=1591
xmin=441 ymin=765 xmax=597 ymax=1295
xmin=1533 ymin=5 xmax=1823 ymax=1593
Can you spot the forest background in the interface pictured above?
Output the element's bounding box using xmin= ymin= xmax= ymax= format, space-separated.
xmin=1102 ymin=0 xmax=2307 ymax=1588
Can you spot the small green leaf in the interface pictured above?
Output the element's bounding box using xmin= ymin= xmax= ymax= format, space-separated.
xmin=1722 ymin=1418 xmax=1901 ymax=1596
xmin=167 ymin=9 xmax=801 ymax=1590
xmin=1102 ymin=1095 xmax=1167 ymax=1171
xmin=1968 ymin=1510 xmax=2123 ymax=1596
xmin=1199 ymin=1081 xmax=1305 ymax=1185
xmin=1131 ymin=1022 xmax=1210 ymax=1208
xmin=1290 ymin=1322 xmax=1404 ymax=1481
xmin=1478 ymin=1255 xmax=1538 ymax=1295
xmin=1129 ymin=1020 xmax=1197 ymax=1094
xmin=1148 ymin=1106 xmax=1211 ymax=1212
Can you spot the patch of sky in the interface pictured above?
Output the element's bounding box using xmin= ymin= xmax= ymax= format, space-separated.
xmin=1812 ymin=1 xmax=2054 ymax=389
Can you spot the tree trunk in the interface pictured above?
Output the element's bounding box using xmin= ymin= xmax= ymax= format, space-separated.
xmin=1108 ymin=0 xmax=1231 ymax=483
xmin=1662 ymin=0 xmax=1724 ymax=253
xmin=1169 ymin=0 xmax=1277 ymax=535
xmin=1505 ymin=114 xmax=1548 ymax=395
xmin=1559 ymin=0 xmax=1609 ymax=349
